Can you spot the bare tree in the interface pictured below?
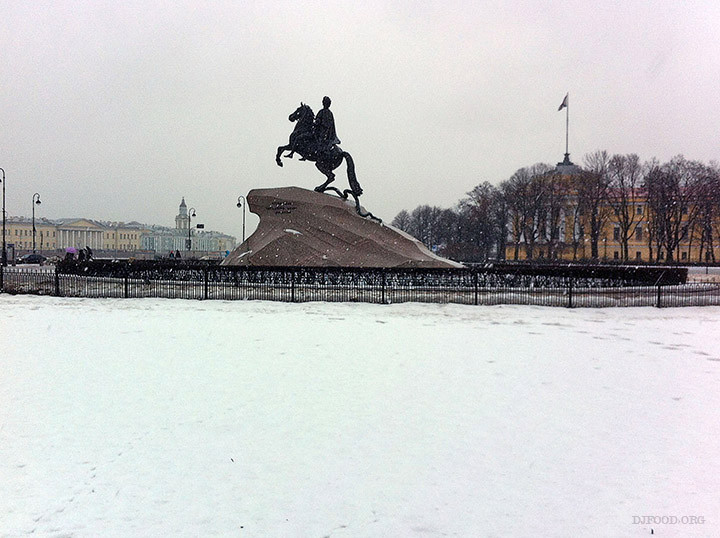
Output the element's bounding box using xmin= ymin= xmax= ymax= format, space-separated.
xmin=569 ymin=194 xmax=586 ymax=261
xmin=712 ymin=163 xmax=720 ymax=263
xmin=394 ymin=205 xmax=469 ymax=259
xmin=692 ymin=162 xmax=720 ymax=262
xmin=645 ymin=156 xmax=703 ymax=262
xmin=391 ymin=209 xmax=411 ymax=232
xmin=408 ymin=205 xmax=444 ymax=251
xmin=434 ymin=207 xmax=467 ymax=260
xmin=501 ymin=177 xmax=524 ymax=261
xmin=460 ymin=182 xmax=501 ymax=261
xmin=490 ymin=185 xmax=509 ymax=260
xmin=503 ymin=164 xmax=553 ymax=260
xmin=537 ymin=170 xmax=572 ymax=260
xmin=576 ymin=151 xmax=612 ymax=260
xmin=605 ymin=154 xmax=643 ymax=261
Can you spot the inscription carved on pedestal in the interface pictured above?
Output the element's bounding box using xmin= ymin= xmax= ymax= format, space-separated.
xmin=267 ymin=201 xmax=297 ymax=215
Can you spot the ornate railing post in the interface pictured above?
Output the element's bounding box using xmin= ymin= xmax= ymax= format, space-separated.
xmin=381 ymin=268 xmax=387 ymax=304
xmin=291 ymin=269 xmax=296 ymax=302
xmin=473 ymin=270 xmax=479 ymax=306
xmin=204 ymin=266 xmax=209 ymax=300
xmin=568 ymin=278 xmax=574 ymax=308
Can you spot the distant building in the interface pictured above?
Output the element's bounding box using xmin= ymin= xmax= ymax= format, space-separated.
xmin=5 ymin=217 xmax=147 ymax=253
xmin=3 ymin=198 xmax=236 ymax=258
xmin=175 ymin=197 xmax=190 ymax=230
xmin=54 ymin=218 xmax=148 ymax=252
xmin=141 ymin=198 xmax=236 ymax=256
xmin=504 ymin=160 xmax=720 ymax=263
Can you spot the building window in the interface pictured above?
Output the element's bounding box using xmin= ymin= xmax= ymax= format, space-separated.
xmin=636 ymin=251 xmax=642 ymax=260
xmin=635 ymin=225 xmax=643 ymax=241
xmin=613 ymin=227 xmax=620 ymax=241
xmin=681 ymin=251 xmax=688 ymax=261
xmin=636 ymin=205 xmax=643 ymax=215
xmin=613 ymin=251 xmax=619 ymax=260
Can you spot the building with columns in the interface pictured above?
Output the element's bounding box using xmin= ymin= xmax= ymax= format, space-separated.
xmin=3 ymin=198 xmax=235 ymax=259
xmin=5 ymin=217 xmax=148 ymax=254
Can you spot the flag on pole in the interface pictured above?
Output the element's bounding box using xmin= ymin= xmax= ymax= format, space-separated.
xmin=558 ymin=93 xmax=568 ymax=111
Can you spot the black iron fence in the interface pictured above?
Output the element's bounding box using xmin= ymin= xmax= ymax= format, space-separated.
xmin=1 ymin=262 xmax=718 ymax=307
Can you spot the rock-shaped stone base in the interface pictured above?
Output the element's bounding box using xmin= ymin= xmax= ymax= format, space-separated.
xmin=221 ymin=187 xmax=462 ymax=268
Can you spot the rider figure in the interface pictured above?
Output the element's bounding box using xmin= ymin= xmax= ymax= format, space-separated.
xmin=314 ymin=96 xmax=341 ymax=154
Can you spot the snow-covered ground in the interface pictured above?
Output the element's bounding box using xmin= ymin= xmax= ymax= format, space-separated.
xmin=2 ymin=295 xmax=720 ymax=537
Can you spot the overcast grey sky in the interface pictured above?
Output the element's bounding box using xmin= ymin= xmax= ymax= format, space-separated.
xmin=2 ymin=0 xmax=719 ymax=237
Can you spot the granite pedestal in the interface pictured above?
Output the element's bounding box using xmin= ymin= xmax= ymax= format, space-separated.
xmin=222 ymin=187 xmax=461 ymax=268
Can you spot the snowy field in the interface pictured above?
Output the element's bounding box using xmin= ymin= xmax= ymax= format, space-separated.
xmin=2 ymin=295 xmax=720 ymax=537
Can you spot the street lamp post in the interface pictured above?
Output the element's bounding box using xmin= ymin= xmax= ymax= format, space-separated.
xmin=32 ymin=192 xmax=41 ymax=253
xmin=187 ymin=207 xmax=196 ymax=254
xmin=236 ymin=195 xmax=246 ymax=243
xmin=0 ymin=167 xmax=6 ymax=266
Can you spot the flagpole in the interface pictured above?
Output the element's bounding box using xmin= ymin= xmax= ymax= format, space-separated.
xmin=557 ymin=93 xmax=572 ymax=166
xmin=565 ymin=95 xmax=569 ymax=159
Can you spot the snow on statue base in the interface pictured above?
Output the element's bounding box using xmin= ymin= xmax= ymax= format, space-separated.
xmin=221 ymin=187 xmax=462 ymax=268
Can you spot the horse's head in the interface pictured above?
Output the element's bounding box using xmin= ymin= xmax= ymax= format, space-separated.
xmin=289 ymin=103 xmax=314 ymax=123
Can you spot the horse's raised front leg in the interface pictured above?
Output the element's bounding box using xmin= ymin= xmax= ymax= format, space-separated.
xmin=276 ymin=145 xmax=289 ymax=167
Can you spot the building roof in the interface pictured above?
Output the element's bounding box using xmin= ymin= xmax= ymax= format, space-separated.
xmin=555 ymin=154 xmax=583 ymax=175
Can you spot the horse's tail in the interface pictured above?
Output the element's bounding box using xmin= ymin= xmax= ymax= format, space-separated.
xmin=343 ymin=151 xmax=363 ymax=196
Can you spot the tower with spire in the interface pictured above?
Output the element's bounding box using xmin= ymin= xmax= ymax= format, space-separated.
xmin=175 ymin=197 xmax=189 ymax=230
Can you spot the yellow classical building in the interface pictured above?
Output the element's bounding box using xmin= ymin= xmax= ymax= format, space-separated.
xmin=4 ymin=217 xmax=149 ymax=255
xmin=6 ymin=218 xmax=58 ymax=251
xmin=504 ymin=164 xmax=720 ymax=264
xmin=506 ymin=204 xmax=720 ymax=263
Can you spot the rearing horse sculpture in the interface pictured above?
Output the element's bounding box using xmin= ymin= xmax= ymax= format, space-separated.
xmin=275 ymin=103 xmax=379 ymax=221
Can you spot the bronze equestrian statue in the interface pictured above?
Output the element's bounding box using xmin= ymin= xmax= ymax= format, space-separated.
xmin=276 ymin=97 xmax=379 ymax=221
